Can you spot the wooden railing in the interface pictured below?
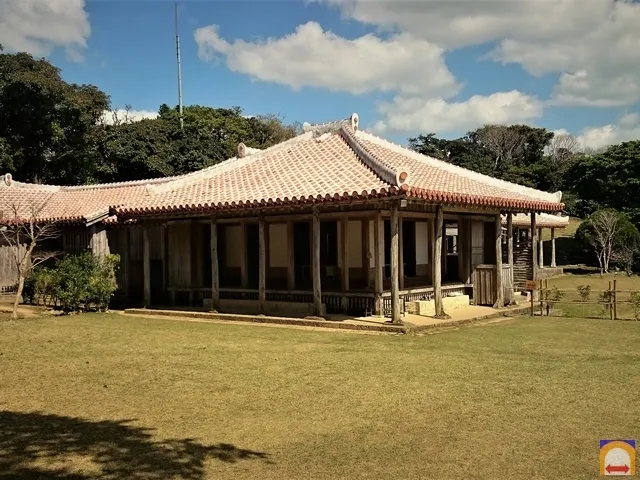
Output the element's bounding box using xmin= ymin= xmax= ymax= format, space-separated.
xmin=166 ymin=284 xmax=476 ymax=317
xmin=166 ymin=286 xmax=375 ymax=315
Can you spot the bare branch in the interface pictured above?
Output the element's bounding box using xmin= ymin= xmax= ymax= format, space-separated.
xmin=476 ymin=125 xmax=525 ymax=169
xmin=548 ymin=134 xmax=579 ymax=163
xmin=1 ymin=198 xmax=61 ymax=319
xmin=585 ymin=209 xmax=623 ymax=274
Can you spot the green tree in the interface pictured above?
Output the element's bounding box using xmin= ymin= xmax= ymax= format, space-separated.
xmin=0 ymin=51 xmax=110 ymax=184
xmin=566 ymin=141 xmax=640 ymax=224
xmin=409 ymin=125 xmax=561 ymax=192
xmin=97 ymin=105 xmax=298 ymax=183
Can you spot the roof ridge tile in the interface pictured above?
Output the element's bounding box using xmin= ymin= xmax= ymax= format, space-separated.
xmin=338 ymin=124 xmax=400 ymax=188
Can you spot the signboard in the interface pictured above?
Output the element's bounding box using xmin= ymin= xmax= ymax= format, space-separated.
xmin=525 ymin=280 xmax=537 ymax=291
xmin=600 ymin=439 xmax=635 ymax=476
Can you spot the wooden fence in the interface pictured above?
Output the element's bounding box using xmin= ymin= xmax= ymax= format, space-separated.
xmin=0 ymin=242 xmax=26 ymax=293
xmin=535 ymin=279 xmax=640 ymax=320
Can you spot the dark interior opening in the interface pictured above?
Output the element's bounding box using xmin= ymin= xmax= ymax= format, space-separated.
xmin=320 ymin=220 xmax=339 ymax=289
xmin=294 ymin=221 xmax=311 ymax=289
xmin=202 ymin=224 xmax=212 ymax=287
xmin=246 ymin=223 xmax=259 ymax=289
xmin=402 ymin=220 xmax=416 ymax=278
xmin=383 ymin=220 xmax=391 ymax=278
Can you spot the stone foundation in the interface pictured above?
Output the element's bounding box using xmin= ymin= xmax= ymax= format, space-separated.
xmin=406 ymin=294 xmax=470 ymax=317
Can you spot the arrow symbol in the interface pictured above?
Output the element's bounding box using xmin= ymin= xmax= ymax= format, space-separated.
xmin=606 ymin=464 xmax=629 ymax=474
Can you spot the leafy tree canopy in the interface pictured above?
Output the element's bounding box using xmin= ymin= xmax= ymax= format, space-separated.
xmin=1 ymin=51 xmax=299 ymax=185
xmin=0 ymin=51 xmax=110 ymax=184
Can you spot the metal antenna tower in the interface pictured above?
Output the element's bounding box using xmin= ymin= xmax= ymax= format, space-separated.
xmin=175 ymin=1 xmax=184 ymax=132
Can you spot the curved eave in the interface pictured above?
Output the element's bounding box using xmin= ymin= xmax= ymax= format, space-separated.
xmin=0 ymin=216 xmax=87 ymax=226
xmin=115 ymin=187 xmax=400 ymax=218
xmin=403 ymin=185 xmax=563 ymax=213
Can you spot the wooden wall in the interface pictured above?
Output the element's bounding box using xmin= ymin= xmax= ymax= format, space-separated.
xmin=0 ymin=240 xmax=24 ymax=293
xmin=106 ymin=225 xmax=163 ymax=306
xmin=168 ymin=222 xmax=192 ymax=288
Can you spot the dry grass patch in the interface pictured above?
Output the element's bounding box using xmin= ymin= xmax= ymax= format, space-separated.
xmin=1 ymin=314 xmax=639 ymax=479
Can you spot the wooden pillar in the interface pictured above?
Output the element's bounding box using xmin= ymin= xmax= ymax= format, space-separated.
xmin=531 ymin=213 xmax=538 ymax=282
xmin=312 ymin=208 xmax=322 ymax=316
xmin=340 ymin=216 xmax=349 ymax=312
xmin=390 ymin=202 xmax=401 ymax=324
xmin=374 ymin=213 xmax=384 ymax=316
xmin=122 ymin=228 xmax=130 ymax=308
xmin=428 ymin=218 xmax=435 ymax=282
xmin=507 ymin=213 xmax=514 ymax=304
xmin=538 ymin=227 xmax=544 ymax=268
xmin=142 ymin=223 xmax=151 ymax=308
xmin=551 ymin=227 xmax=556 ymax=268
xmin=494 ymin=213 xmax=504 ymax=308
xmin=240 ymin=221 xmax=248 ymax=289
xmin=433 ymin=205 xmax=446 ymax=317
xmin=457 ymin=218 xmax=464 ymax=282
xmin=258 ymin=215 xmax=266 ymax=313
xmin=189 ymin=221 xmax=198 ymax=306
xmin=210 ymin=219 xmax=220 ymax=312
xmin=340 ymin=217 xmax=349 ymax=292
xmin=161 ymin=225 xmax=167 ymax=296
xmin=398 ymin=215 xmax=404 ymax=291
xmin=442 ymin=221 xmax=447 ymax=277
xmin=361 ymin=219 xmax=370 ymax=287
xmin=287 ymin=220 xmax=295 ymax=290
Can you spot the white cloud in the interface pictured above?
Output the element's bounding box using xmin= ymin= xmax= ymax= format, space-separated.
xmin=315 ymin=0 xmax=640 ymax=107
xmin=101 ymin=109 xmax=159 ymax=125
xmin=373 ymin=91 xmax=544 ymax=135
xmin=575 ymin=113 xmax=640 ymax=150
xmin=194 ymin=21 xmax=459 ymax=98
xmin=0 ymin=0 xmax=90 ymax=60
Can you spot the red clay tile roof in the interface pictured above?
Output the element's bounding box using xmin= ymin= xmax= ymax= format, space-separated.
xmin=0 ymin=175 xmax=173 ymax=224
xmin=1 ymin=113 xmax=564 ymax=224
xmin=502 ymin=213 xmax=570 ymax=229
xmin=351 ymin=129 xmax=563 ymax=212
xmin=117 ymin=130 xmax=395 ymax=216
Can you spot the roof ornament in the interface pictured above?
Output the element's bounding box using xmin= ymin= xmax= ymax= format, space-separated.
xmin=237 ymin=142 xmax=247 ymax=159
xmin=350 ymin=113 xmax=359 ymax=131
xmin=395 ymin=168 xmax=410 ymax=188
xmin=302 ymin=122 xmax=312 ymax=133
xmin=4 ymin=173 xmax=12 ymax=187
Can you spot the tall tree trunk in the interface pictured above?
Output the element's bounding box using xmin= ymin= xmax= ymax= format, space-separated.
xmin=12 ymin=275 xmax=24 ymax=320
xmin=597 ymin=254 xmax=603 ymax=277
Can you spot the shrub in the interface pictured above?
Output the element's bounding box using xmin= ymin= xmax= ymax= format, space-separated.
xmin=20 ymin=267 xmax=56 ymax=306
xmin=598 ymin=290 xmax=612 ymax=317
xmin=89 ymin=254 xmax=120 ymax=311
xmin=54 ymin=253 xmax=120 ymax=313
xmin=629 ymin=292 xmax=640 ymax=320
xmin=577 ymin=285 xmax=591 ymax=302
xmin=544 ymin=286 xmax=565 ymax=314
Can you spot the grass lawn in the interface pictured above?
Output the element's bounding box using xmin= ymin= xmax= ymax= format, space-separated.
xmin=1 ymin=314 xmax=639 ymax=479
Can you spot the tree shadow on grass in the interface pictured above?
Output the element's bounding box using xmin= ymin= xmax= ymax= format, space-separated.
xmin=0 ymin=411 xmax=269 ymax=479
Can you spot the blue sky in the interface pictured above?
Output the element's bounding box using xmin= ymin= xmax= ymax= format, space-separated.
xmin=3 ymin=0 xmax=640 ymax=148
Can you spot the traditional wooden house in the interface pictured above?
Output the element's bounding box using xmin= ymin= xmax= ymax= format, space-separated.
xmin=0 ymin=113 xmax=564 ymax=322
